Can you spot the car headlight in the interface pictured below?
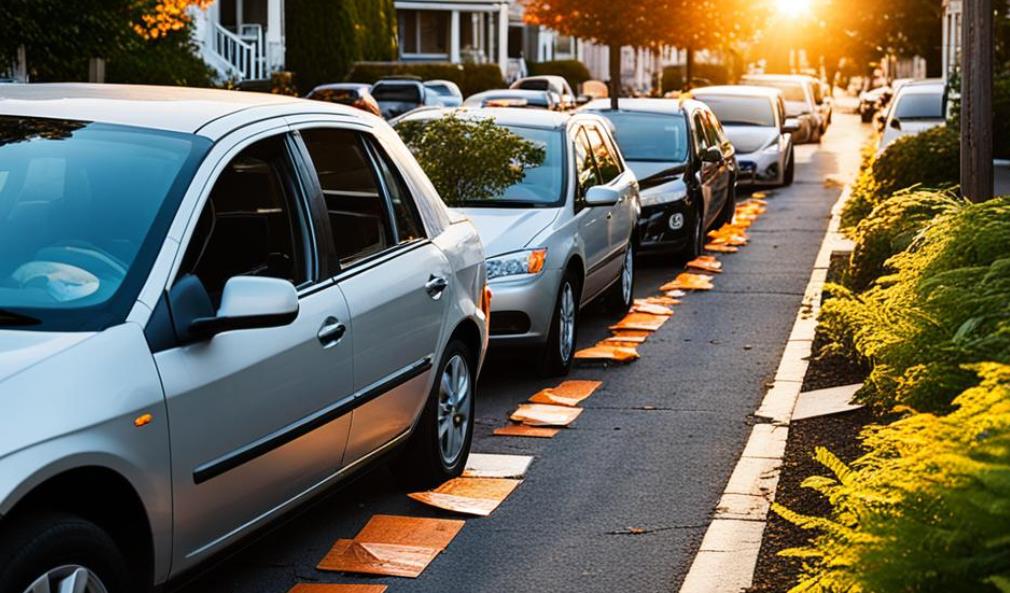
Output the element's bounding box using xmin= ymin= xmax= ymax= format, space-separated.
xmin=486 ymin=248 xmax=547 ymax=281
xmin=640 ymin=191 xmax=687 ymax=208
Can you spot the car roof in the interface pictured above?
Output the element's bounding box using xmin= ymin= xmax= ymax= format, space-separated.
xmin=898 ymin=79 xmax=944 ymax=94
xmin=311 ymin=82 xmax=370 ymax=91
xmin=691 ymin=85 xmax=782 ymax=98
xmin=0 ymin=83 xmax=365 ymax=136
xmin=581 ymin=97 xmax=696 ymax=115
xmin=741 ymin=74 xmax=810 ymax=85
xmin=396 ymin=106 xmax=573 ymax=130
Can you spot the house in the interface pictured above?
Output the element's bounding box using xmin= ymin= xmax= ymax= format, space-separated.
xmin=394 ymin=0 xmax=510 ymax=75
xmin=941 ymin=0 xmax=962 ymax=82
xmin=190 ymin=0 xmax=286 ymax=82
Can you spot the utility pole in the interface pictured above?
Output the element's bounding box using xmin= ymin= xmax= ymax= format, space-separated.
xmin=960 ymin=0 xmax=994 ymax=202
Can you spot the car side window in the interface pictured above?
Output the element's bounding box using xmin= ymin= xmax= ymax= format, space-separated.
xmin=572 ymin=127 xmax=602 ymax=209
xmin=587 ymin=126 xmax=622 ymax=184
xmin=707 ymin=112 xmax=732 ymax=151
xmin=299 ymin=128 xmax=395 ymax=267
xmin=366 ymin=139 xmax=426 ymax=243
xmin=177 ymin=134 xmax=310 ymax=304
xmin=701 ymin=113 xmax=721 ymax=149
xmin=692 ymin=112 xmax=710 ymax=157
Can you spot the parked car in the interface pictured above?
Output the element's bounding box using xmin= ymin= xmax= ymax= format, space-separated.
xmin=859 ymin=85 xmax=891 ymax=123
xmin=740 ymin=74 xmax=822 ymax=143
xmin=463 ymin=89 xmax=562 ymax=110
xmin=691 ymin=86 xmax=796 ymax=187
xmin=0 ymin=84 xmax=489 ymax=592
xmin=808 ymin=76 xmax=832 ymax=131
xmin=878 ymin=79 xmax=946 ymax=152
xmin=424 ymin=79 xmax=464 ymax=108
xmin=305 ymin=82 xmax=381 ymax=116
xmin=581 ymin=98 xmax=736 ymax=258
xmin=510 ymin=75 xmax=577 ymax=110
xmin=371 ymin=77 xmax=440 ymax=119
xmin=397 ymin=107 xmax=640 ymax=375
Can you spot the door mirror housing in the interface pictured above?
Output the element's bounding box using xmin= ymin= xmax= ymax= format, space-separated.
xmin=783 ymin=118 xmax=801 ymax=134
xmin=889 ymin=117 xmax=902 ymax=130
xmin=188 ymin=276 xmax=299 ymax=340
xmin=701 ymin=146 xmax=723 ymax=164
xmin=585 ymin=185 xmax=621 ymax=206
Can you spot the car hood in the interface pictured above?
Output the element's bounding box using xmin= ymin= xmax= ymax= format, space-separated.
xmin=723 ymin=127 xmax=779 ymax=154
xmin=0 ymin=330 xmax=93 ymax=385
xmin=453 ymin=207 xmax=561 ymax=257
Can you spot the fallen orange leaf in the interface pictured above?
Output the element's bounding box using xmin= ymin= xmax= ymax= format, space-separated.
xmin=686 ymin=255 xmax=723 ymax=274
xmin=630 ymin=301 xmax=674 ymax=316
xmin=493 ymin=423 xmax=560 ymax=438
xmin=641 ymin=296 xmax=681 ymax=306
xmin=575 ymin=344 xmax=640 ymax=362
xmin=510 ymin=403 xmax=583 ymax=427
xmin=316 ymin=515 xmax=464 ymax=578
xmin=660 ymin=273 xmax=714 ymax=292
xmin=529 ymin=380 xmax=602 ymax=406
xmin=408 ymin=477 xmax=522 ymax=517
xmin=609 ymin=312 xmax=669 ymax=331
xmin=603 ymin=332 xmax=648 ymax=344
xmin=705 ymin=243 xmax=738 ymax=253
xmin=289 ymin=585 xmax=388 ymax=593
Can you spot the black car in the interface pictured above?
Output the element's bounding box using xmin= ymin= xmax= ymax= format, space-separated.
xmin=582 ymin=98 xmax=738 ymax=257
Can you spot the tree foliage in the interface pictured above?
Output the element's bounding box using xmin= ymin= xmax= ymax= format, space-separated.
xmin=395 ymin=114 xmax=546 ymax=206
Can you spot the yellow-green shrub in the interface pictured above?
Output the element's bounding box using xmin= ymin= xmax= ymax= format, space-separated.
xmin=775 ymin=363 xmax=1010 ymax=593
xmin=820 ymin=198 xmax=1010 ymax=412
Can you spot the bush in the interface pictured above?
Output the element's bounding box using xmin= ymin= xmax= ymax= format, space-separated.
xmin=820 ymin=197 xmax=1010 ymax=412
xmin=395 ymin=113 xmax=545 ymax=205
xmin=840 ymin=125 xmax=960 ymax=229
xmin=843 ymin=189 xmax=963 ymax=292
xmin=107 ymin=29 xmax=214 ymax=87
xmin=527 ymin=60 xmax=592 ymax=91
xmin=776 ymin=363 xmax=1010 ymax=593
xmin=661 ymin=63 xmax=730 ymax=93
xmin=348 ymin=62 xmax=504 ymax=98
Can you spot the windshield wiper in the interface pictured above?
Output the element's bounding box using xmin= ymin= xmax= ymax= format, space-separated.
xmin=0 ymin=309 xmax=41 ymax=327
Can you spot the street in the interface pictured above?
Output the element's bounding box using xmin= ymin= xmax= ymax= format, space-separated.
xmin=172 ymin=111 xmax=867 ymax=593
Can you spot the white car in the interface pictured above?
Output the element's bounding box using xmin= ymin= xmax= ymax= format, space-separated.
xmin=878 ymin=79 xmax=946 ymax=153
xmin=740 ymin=74 xmax=823 ymax=144
xmin=0 ymin=84 xmax=488 ymax=592
xmin=691 ymin=86 xmax=797 ymax=187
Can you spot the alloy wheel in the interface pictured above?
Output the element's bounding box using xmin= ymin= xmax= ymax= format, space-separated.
xmin=436 ymin=354 xmax=471 ymax=466
xmin=558 ymin=282 xmax=576 ymax=364
xmin=24 ymin=566 xmax=109 ymax=593
xmin=620 ymin=248 xmax=634 ymax=305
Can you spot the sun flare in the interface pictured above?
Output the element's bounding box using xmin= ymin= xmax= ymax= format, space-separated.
xmin=774 ymin=0 xmax=812 ymax=18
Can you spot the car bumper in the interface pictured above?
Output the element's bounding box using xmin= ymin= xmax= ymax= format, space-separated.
xmin=737 ymin=151 xmax=783 ymax=186
xmin=487 ymin=268 xmax=562 ymax=345
xmin=636 ymin=199 xmax=692 ymax=253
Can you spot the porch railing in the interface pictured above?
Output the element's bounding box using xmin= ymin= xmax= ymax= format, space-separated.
xmin=212 ymin=22 xmax=266 ymax=81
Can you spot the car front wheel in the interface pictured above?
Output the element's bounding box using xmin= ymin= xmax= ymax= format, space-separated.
xmin=605 ymin=243 xmax=635 ymax=314
xmin=0 ymin=513 xmax=132 ymax=593
xmin=392 ymin=339 xmax=475 ymax=487
xmin=541 ymin=271 xmax=580 ymax=376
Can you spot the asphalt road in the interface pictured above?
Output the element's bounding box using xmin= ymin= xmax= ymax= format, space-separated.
xmin=174 ymin=111 xmax=867 ymax=593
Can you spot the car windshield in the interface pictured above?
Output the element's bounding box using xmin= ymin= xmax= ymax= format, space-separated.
xmin=0 ymin=116 xmax=210 ymax=331
xmin=695 ymin=95 xmax=776 ymax=127
xmin=748 ymin=80 xmax=807 ymax=103
xmin=516 ymin=79 xmax=551 ymax=92
xmin=426 ymin=84 xmax=455 ymax=97
xmin=598 ymin=111 xmax=689 ymax=163
xmin=895 ymin=92 xmax=944 ymax=120
xmin=373 ymin=84 xmax=421 ymax=103
xmin=307 ymin=88 xmax=358 ymax=103
xmin=462 ymin=125 xmax=564 ymax=207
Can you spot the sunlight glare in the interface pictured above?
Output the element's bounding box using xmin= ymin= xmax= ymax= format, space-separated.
xmin=775 ymin=0 xmax=812 ymax=18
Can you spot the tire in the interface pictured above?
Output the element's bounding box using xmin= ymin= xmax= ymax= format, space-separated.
xmin=678 ymin=201 xmax=706 ymax=260
xmin=716 ymin=185 xmax=736 ymax=227
xmin=540 ymin=270 xmax=580 ymax=377
xmin=0 ymin=513 xmax=132 ymax=593
xmin=783 ymin=147 xmax=795 ymax=186
xmin=392 ymin=339 xmax=475 ymax=488
xmin=605 ymin=243 xmax=635 ymax=314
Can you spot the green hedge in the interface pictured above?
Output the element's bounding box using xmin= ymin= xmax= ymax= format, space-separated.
xmin=347 ymin=62 xmax=505 ymax=98
xmin=661 ymin=63 xmax=730 ymax=93
xmin=286 ymin=0 xmax=396 ymax=94
xmin=527 ymin=60 xmax=592 ymax=92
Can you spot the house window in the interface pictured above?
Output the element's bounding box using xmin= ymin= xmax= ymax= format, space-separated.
xmin=553 ymin=34 xmax=576 ymax=60
xmin=398 ymin=9 xmax=449 ymax=56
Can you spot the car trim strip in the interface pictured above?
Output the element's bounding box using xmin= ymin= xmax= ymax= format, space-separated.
xmin=587 ymin=246 xmax=627 ymax=276
xmin=297 ymin=240 xmax=432 ymax=299
xmin=192 ymin=355 xmax=433 ymax=484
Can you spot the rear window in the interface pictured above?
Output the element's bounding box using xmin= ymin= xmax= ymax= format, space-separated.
xmin=895 ymin=92 xmax=944 ymax=120
xmin=372 ymin=84 xmax=421 ymax=103
xmin=307 ymin=89 xmax=358 ymax=103
xmin=747 ymin=80 xmax=807 ymax=103
xmin=516 ymin=79 xmax=550 ymax=92
xmin=594 ymin=111 xmax=689 ymax=163
xmin=694 ymin=95 xmax=776 ymax=127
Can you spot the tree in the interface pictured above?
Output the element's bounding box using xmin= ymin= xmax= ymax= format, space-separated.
xmin=395 ymin=114 xmax=545 ymax=205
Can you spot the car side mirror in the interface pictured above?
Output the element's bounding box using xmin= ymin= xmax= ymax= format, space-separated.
xmin=890 ymin=117 xmax=902 ymax=130
xmin=585 ymin=185 xmax=621 ymax=206
xmin=783 ymin=118 xmax=801 ymax=134
xmin=576 ymin=95 xmax=591 ymax=105
xmin=701 ymin=146 xmax=723 ymax=164
xmin=188 ymin=276 xmax=299 ymax=340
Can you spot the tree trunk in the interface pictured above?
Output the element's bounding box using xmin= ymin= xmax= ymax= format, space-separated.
xmin=684 ymin=46 xmax=694 ymax=90
xmin=609 ymin=42 xmax=621 ymax=110
xmin=961 ymin=0 xmax=994 ymax=202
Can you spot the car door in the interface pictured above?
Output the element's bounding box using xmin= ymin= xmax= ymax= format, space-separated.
xmin=691 ymin=111 xmax=718 ymax=224
xmin=157 ymin=131 xmax=354 ymax=570
xmin=585 ymin=123 xmax=636 ymax=266
xmin=295 ymin=126 xmax=451 ymax=464
xmin=705 ymin=111 xmax=734 ymax=216
xmin=570 ymin=125 xmax=611 ymax=301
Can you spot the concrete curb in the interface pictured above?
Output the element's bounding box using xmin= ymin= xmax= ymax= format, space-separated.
xmin=678 ymin=183 xmax=854 ymax=593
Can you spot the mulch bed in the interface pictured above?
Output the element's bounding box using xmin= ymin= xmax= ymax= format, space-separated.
xmin=747 ymin=252 xmax=875 ymax=593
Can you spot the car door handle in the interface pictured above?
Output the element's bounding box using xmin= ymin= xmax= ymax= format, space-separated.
xmin=317 ymin=317 xmax=346 ymax=349
xmin=606 ymin=212 xmax=613 ymax=220
xmin=425 ymin=275 xmax=449 ymax=300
